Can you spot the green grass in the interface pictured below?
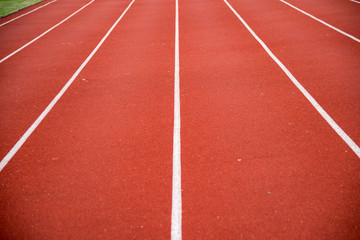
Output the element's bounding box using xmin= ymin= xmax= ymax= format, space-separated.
xmin=0 ymin=0 xmax=44 ymax=17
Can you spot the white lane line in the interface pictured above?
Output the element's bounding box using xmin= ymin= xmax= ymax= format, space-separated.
xmin=0 ymin=0 xmax=136 ymax=172
xmin=350 ymin=0 xmax=360 ymax=4
xmin=223 ymin=0 xmax=360 ymax=158
xmin=0 ymin=0 xmax=57 ymax=27
xmin=171 ymin=0 xmax=182 ymax=238
xmin=280 ymin=0 xmax=360 ymax=43
xmin=0 ymin=0 xmax=95 ymax=64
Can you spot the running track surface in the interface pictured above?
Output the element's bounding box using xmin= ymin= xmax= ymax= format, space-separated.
xmin=0 ymin=0 xmax=359 ymax=239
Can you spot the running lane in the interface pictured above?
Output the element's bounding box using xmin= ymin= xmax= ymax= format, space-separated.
xmin=0 ymin=0 xmax=132 ymax=160
xmin=180 ymin=0 xmax=360 ymax=239
xmin=279 ymin=0 xmax=360 ymax=38
xmin=0 ymin=0 xmax=174 ymax=239
xmin=0 ymin=0 xmax=93 ymax=59
xmin=0 ymin=0 xmax=57 ymax=27
xmin=226 ymin=0 xmax=360 ymax=147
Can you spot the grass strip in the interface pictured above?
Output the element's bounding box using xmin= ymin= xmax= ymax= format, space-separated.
xmin=0 ymin=0 xmax=44 ymax=17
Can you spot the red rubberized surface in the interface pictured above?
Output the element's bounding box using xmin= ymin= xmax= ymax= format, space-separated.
xmin=0 ymin=0 xmax=132 ymax=158
xmin=180 ymin=0 xmax=360 ymax=239
xmin=0 ymin=0 xmax=93 ymax=58
xmin=280 ymin=0 xmax=360 ymax=38
xmin=1 ymin=0 xmax=360 ymax=239
xmin=1 ymin=0 xmax=174 ymax=238
xmin=225 ymin=0 xmax=360 ymax=143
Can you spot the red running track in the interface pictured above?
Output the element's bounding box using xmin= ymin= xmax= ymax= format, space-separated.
xmin=279 ymin=0 xmax=360 ymax=38
xmin=180 ymin=0 xmax=360 ymax=239
xmin=1 ymin=0 xmax=174 ymax=238
xmin=0 ymin=0 xmax=94 ymax=59
xmin=1 ymin=0 xmax=360 ymax=239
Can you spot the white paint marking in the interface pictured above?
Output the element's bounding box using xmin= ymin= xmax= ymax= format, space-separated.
xmin=0 ymin=0 xmax=136 ymax=172
xmin=350 ymin=0 xmax=360 ymax=4
xmin=171 ymin=0 xmax=182 ymax=238
xmin=280 ymin=0 xmax=360 ymax=43
xmin=0 ymin=0 xmax=57 ymax=27
xmin=0 ymin=0 xmax=95 ymax=64
xmin=224 ymin=0 xmax=360 ymax=158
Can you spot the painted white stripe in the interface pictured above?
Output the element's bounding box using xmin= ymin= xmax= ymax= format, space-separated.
xmin=350 ymin=0 xmax=360 ymax=4
xmin=0 ymin=0 xmax=95 ymax=64
xmin=280 ymin=0 xmax=360 ymax=43
xmin=223 ymin=0 xmax=360 ymax=158
xmin=0 ymin=0 xmax=57 ymax=27
xmin=171 ymin=0 xmax=182 ymax=238
xmin=0 ymin=0 xmax=136 ymax=172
